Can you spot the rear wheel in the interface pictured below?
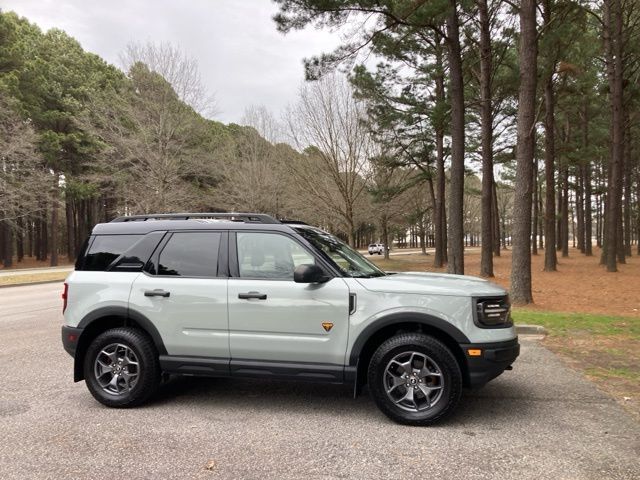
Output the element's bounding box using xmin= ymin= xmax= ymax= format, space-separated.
xmin=367 ymin=333 xmax=462 ymax=426
xmin=84 ymin=327 xmax=160 ymax=408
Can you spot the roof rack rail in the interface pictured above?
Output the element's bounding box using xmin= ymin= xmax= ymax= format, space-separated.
xmin=110 ymin=213 xmax=280 ymax=224
xmin=279 ymin=219 xmax=309 ymax=226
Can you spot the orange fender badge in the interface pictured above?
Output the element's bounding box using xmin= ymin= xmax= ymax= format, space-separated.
xmin=322 ymin=322 xmax=334 ymax=332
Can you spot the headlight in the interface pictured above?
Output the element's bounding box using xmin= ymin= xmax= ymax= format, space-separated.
xmin=474 ymin=296 xmax=512 ymax=328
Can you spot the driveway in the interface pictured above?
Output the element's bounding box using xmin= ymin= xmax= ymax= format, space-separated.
xmin=0 ymin=283 xmax=638 ymax=479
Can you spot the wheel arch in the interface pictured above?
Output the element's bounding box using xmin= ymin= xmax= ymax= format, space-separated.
xmin=349 ymin=313 xmax=471 ymax=391
xmin=73 ymin=306 xmax=166 ymax=382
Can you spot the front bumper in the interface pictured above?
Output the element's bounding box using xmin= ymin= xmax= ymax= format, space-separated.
xmin=460 ymin=338 xmax=520 ymax=388
xmin=61 ymin=325 xmax=83 ymax=357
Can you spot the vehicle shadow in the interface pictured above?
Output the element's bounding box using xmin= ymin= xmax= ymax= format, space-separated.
xmin=150 ymin=375 xmax=536 ymax=426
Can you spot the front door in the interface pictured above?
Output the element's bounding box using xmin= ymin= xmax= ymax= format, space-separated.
xmin=227 ymin=231 xmax=350 ymax=378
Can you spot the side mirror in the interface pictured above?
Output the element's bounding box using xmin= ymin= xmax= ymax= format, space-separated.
xmin=294 ymin=264 xmax=329 ymax=284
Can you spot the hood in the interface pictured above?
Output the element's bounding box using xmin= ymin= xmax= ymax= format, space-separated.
xmin=356 ymin=271 xmax=507 ymax=297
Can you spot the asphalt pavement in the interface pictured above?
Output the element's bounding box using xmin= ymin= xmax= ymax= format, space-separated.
xmin=0 ymin=282 xmax=638 ymax=480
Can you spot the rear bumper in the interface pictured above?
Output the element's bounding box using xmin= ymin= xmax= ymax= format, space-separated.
xmin=61 ymin=325 xmax=83 ymax=357
xmin=460 ymin=338 xmax=520 ymax=388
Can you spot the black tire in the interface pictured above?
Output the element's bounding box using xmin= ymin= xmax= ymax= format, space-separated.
xmin=83 ymin=327 xmax=160 ymax=408
xmin=367 ymin=333 xmax=462 ymax=426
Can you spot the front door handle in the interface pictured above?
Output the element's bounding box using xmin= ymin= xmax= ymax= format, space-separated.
xmin=144 ymin=289 xmax=170 ymax=298
xmin=238 ymin=291 xmax=267 ymax=300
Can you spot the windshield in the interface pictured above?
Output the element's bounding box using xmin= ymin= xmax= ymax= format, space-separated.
xmin=294 ymin=227 xmax=387 ymax=278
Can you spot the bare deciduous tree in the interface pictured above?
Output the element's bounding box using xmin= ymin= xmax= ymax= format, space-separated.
xmin=285 ymin=75 xmax=372 ymax=246
xmin=0 ymin=98 xmax=50 ymax=223
xmin=120 ymin=42 xmax=216 ymax=116
xmin=90 ymin=47 xmax=219 ymax=214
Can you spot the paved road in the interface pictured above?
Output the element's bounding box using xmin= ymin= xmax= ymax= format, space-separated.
xmin=0 ymin=266 xmax=73 ymax=277
xmin=1 ymin=283 xmax=638 ymax=480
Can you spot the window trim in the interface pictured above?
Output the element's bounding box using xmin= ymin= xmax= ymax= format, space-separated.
xmin=229 ymin=230 xmax=336 ymax=281
xmin=144 ymin=230 xmax=227 ymax=279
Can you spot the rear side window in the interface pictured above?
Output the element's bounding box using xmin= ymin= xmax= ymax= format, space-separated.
xmin=157 ymin=232 xmax=221 ymax=277
xmin=83 ymin=235 xmax=142 ymax=271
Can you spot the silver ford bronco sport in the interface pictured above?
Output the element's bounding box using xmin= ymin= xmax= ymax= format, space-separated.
xmin=61 ymin=212 xmax=519 ymax=426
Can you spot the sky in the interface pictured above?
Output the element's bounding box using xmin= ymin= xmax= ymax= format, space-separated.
xmin=0 ymin=0 xmax=341 ymax=124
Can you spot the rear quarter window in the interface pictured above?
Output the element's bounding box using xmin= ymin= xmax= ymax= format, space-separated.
xmin=82 ymin=235 xmax=143 ymax=271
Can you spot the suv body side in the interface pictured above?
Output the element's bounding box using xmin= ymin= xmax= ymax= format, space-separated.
xmin=63 ymin=219 xmax=518 ymax=390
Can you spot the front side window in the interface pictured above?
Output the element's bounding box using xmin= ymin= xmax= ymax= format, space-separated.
xmin=294 ymin=227 xmax=386 ymax=278
xmin=157 ymin=232 xmax=221 ymax=277
xmin=237 ymin=232 xmax=315 ymax=279
xmin=83 ymin=235 xmax=142 ymax=271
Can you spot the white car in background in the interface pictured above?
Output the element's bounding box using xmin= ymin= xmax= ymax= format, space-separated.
xmin=368 ymin=243 xmax=385 ymax=255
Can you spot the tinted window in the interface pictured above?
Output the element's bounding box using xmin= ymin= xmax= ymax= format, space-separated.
xmin=83 ymin=235 xmax=142 ymax=271
xmin=157 ymin=232 xmax=221 ymax=277
xmin=110 ymin=231 xmax=166 ymax=271
xmin=237 ymin=232 xmax=315 ymax=279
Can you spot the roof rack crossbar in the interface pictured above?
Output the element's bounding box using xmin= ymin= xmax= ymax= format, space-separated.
xmin=110 ymin=213 xmax=280 ymax=224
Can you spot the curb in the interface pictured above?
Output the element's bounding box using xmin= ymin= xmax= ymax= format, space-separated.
xmin=0 ymin=279 xmax=66 ymax=289
xmin=516 ymin=324 xmax=548 ymax=336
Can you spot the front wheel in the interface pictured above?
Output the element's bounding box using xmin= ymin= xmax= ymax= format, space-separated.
xmin=368 ymin=333 xmax=462 ymax=426
xmin=83 ymin=327 xmax=160 ymax=408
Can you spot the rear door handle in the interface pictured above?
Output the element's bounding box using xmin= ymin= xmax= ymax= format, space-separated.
xmin=238 ymin=291 xmax=267 ymax=300
xmin=144 ymin=289 xmax=170 ymax=298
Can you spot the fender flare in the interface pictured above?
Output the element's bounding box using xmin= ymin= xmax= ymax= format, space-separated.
xmin=76 ymin=306 xmax=167 ymax=357
xmin=347 ymin=311 xmax=470 ymax=367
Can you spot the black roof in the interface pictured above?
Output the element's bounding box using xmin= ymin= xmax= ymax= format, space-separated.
xmin=93 ymin=219 xmax=300 ymax=235
xmin=110 ymin=212 xmax=279 ymax=224
xmin=93 ymin=212 xmax=298 ymax=235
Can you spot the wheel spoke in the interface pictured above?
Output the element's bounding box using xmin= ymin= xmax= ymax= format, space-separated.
xmin=401 ymin=358 xmax=414 ymax=375
xmin=419 ymin=366 xmax=441 ymax=378
xmin=395 ymin=386 xmax=415 ymax=408
xmin=108 ymin=373 xmax=120 ymax=391
xmin=418 ymin=384 xmax=432 ymax=408
xmin=386 ymin=373 xmax=405 ymax=394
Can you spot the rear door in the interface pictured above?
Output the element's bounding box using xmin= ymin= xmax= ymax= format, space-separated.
xmin=129 ymin=231 xmax=229 ymax=367
xmin=227 ymin=231 xmax=350 ymax=379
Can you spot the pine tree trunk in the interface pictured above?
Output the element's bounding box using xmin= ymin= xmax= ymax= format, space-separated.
xmin=561 ymin=163 xmax=569 ymax=257
xmin=478 ymin=0 xmax=494 ymax=277
xmin=381 ymin=215 xmax=390 ymax=260
xmin=538 ymin=181 xmax=544 ymax=249
xmin=27 ymin=218 xmax=33 ymax=258
xmin=585 ymin=162 xmax=593 ymax=255
xmin=492 ymin=180 xmax=501 ymax=256
xmin=50 ymin=174 xmax=60 ymax=267
xmin=1 ymin=221 xmax=12 ymax=268
xmin=577 ymin=165 xmax=585 ymax=253
xmin=603 ymin=0 xmax=624 ymax=272
xmin=543 ymin=19 xmax=557 ymax=271
xmin=623 ymin=116 xmax=632 ymax=257
xmin=16 ymin=216 xmax=24 ymax=263
xmin=445 ymin=0 xmax=465 ymax=275
xmin=557 ymin=180 xmax=563 ymax=252
xmin=532 ymin=157 xmax=539 ymax=255
xmin=433 ymin=38 xmax=446 ymax=269
xmin=510 ymin=0 xmax=537 ymax=304
xmin=66 ymin=197 xmax=75 ymax=260
xmin=427 ymin=177 xmax=437 ymax=256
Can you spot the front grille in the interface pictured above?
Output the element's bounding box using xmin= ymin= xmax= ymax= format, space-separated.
xmin=475 ymin=296 xmax=512 ymax=328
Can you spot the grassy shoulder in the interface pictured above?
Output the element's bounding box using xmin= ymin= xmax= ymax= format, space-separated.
xmin=513 ymin=310 xmax=639 ymax=418
xmin=512 ymin=310 xmax=640 ymax=338
xmin=0 ymin=271 xmax=68 ymax=286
